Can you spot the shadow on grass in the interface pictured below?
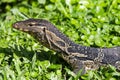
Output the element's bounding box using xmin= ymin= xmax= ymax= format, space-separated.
xmin=0 ymin=45 xmax=69 ymax=67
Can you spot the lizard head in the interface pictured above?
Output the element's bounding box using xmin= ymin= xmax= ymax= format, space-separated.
xmin=12 ymin=18 xmax=52 ymax=34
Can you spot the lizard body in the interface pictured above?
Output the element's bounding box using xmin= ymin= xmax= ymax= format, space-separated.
xmin=13 ymin=19 xmax=120 ymax=74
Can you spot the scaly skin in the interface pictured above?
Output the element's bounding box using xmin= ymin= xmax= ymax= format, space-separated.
xmin=13 ymin=19 xmax=120 ymax=74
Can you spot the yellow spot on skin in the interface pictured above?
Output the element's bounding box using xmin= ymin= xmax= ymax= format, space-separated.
xmin=31 ymin=22 xmax=36 ymax=24
xmin=19 ymin=28 xmax=23 ymax=31
xmin=23 ymin=29 xmax=29 ymax=31
xmin=71 ymin=53 xmax=88 ymax=57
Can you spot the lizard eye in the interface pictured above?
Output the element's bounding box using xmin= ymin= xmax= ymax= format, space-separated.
xmin=28 ymin=24 xmax=33 ymax=26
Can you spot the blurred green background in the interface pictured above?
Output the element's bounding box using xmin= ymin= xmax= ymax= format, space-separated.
xmin=0 ymin=0 xmax=120 ymax=80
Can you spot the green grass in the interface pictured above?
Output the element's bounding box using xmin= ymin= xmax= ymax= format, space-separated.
xmin=0 ymin=0 xmax=120 ymax=80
